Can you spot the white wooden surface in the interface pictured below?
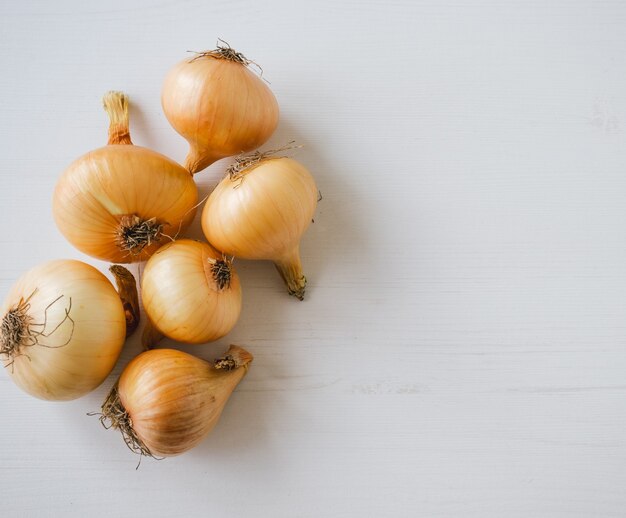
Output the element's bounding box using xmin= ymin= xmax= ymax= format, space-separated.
xmin=1 ymin=1 xmax=626 ymax=516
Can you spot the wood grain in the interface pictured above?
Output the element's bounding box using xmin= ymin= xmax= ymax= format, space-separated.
xmin=1 ymin=0 xmax=626 ymax=516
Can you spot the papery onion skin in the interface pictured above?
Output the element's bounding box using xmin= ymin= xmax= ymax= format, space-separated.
xmin=141 ymin=239 xmax=242 ymax=345
xmin=52 ymin=92 xmax=198 ymax=263
xmin=53 ymin=146 xmax=197 ymax=263
xmin=162 ymin=53 xmax=279 ymax=174
xmin=0 ymin=260 xmax=128 ymax=401
xmin=201 ymin=157 xmax=317 ymax=299
xmin=114 ymin=346 xmax=253 ymax=456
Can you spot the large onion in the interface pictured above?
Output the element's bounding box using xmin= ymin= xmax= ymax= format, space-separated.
xmin=99 ymin=346 xmax=253 ymax=457
xmin=202 ymin=155 xmax=318 ymax=299
xmin=0 ymin=260 xmax=137 ymax=401
xmin=162 ymin=43 xmax=279 ymax=174
xmin=53 ymin=92 xmax=198 ymax=263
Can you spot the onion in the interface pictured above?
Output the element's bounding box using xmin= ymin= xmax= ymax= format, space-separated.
xmin=201 ymin=152 xmax=317 ymax=300
xmin=141 ymin=239 xmax=242 ymax=348
xmin=98 ymin=345 xmax=253 ymax=457
xmin=0 ymin=260 xmax=138 ymax=401
xmin=53 ymin=92 xmax=198 ymax=263
xmin=162 ymin=42 xmax=279 ymax=174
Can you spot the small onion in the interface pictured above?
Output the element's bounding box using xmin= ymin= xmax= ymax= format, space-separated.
xmin=53 ymin=91 xmax=198 ymax=263
xmin=99 ymin=346 xmax=253 ymax=457
xmin=162 ymin=42 xmax=279 ymax=174
xmin=141 ymin=239 xmax=242 ymax=348
xmin=0 ymin=260 xmax=138 ymax=401
xmin=202 ymin=154 xmax=317 ymax=300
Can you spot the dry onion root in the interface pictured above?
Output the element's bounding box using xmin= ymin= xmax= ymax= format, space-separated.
xmin=0 ymin=260 xmax=138 ymax=401
xmin=162 ymin=41 xmax=279 ymax=174
xmin=53 ymin=91 xmax=198 ymax=263
xmin=97 ymin=346 xmax=253 ymax=458
xmin=140 ymin=239 xmax=242 ymax=349
xmin=201 ymin=150 xmax=318 ymax=300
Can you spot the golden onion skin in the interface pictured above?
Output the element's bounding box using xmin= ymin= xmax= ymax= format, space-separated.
xmin=118 ymin=347 xmax=252 ymax=456
xmin=1 ymin=260 xmax=127 ymax=401
xmin=201 ymin=157 xmax=317 ymax=299
xmin=53 ymin=145 xmax=198 ymax=263
xmin=141 ymin=239 xmax=242 ymax=344
xmin=202 ymin=158 xmax=317 ymax=260
xmin=53 ymin=92 xmax=198 ymax=263
xmin=162 ymin=56 xmax=279 ymax=174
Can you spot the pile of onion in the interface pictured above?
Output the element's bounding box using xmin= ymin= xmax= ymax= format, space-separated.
xmin=2 ymin=41 xmax=321 ymax=462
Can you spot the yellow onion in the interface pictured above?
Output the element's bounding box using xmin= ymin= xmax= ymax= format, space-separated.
xmin=0 ymin=260 xmax=138 ymax=401
xmin=162 ymin=42 xmax=279 ymax=174
xmin=53 ymin=91 xmax=198 ymax=263
xmin=99 ymin=346 xmax=253 ymax=457
xmin=141 ymin=239 xmax=242 ymax=348
xmin=202 ymin=153 xmax=317 ymax=300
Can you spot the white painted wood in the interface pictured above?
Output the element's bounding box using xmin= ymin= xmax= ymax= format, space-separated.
xmin=1 ymin=0 xmax=626 ymax=516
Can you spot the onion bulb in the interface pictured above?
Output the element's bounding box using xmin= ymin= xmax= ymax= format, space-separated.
xmin=162 ymin=42 xmax=279 ymax=174
xmin=99 ymin=345 xmax=253 ymax=457
xmin=202 ymin=152 xmax=317 ymax=300
xmin=53 ymin=91 xmax=198 ymax=263
xmin=141 ymin=239 xmax=242 ymax=349
xmin=0 ymin=260 xmax=138 ymax=401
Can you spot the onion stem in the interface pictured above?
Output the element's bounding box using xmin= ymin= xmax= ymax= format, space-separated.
xmin=103 ymin=91 xmax=132 ymax=145
xmin=142 ymin=318 xmax=164 ymax=350
xmin=109 ymin=266 xmax=140 ymax=337
xmin=185 ymin=148 xmax=221 ymax=175
xmin=273 ymin=247 xmax=307 ymax=301
xmin=214 ymin=345 xmax=253 ymax=371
